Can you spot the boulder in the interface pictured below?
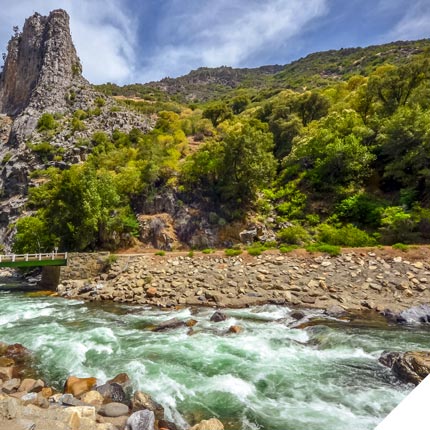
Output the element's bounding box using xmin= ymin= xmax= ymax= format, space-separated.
xmin=239 ymin=228 xmax=257 ymax=245
xmin=131 ymin=391 xmax=164 ymax=420
xmin=107 ymin=373 xmax=131 ymax=388
xmin=0 ymin=357 xmax=15 ymax=367
xmin=190 ymin=418 xmax=224 ymax=430
xmin=18 ymin=378 xmax=40 ymax=393
xmin=5 ymin=344 xmax=31 ymax=363
xmin=228 ymin=325 xmax=242 ymax=334
xmin=0 ymin=394 xmax=19 ymax=419
xmin=186 ymin=319 xmax=198 ymax=327
xmin=126 ymin=409 xmax=155 ymax=430
xmin=379 ymin=350 xmax=430 ymax=385
xmin=80 ymin=390 xmax=104 ymax=406
xmin=152 ymin=318 xmax=186 ymax=332
xmin=96 ymin=382 xmax=126 ymax=403
xmin=99 ymin=402 xmax=129 ymax=417
xmin=2 ymin=378 xmax=21 ymax=393
xmin=64 ymin=375 xmax=97 ymax=397
xmin=210 ymin=311 xmax=227 ymax=323
xmin=40 ymin=387 xmax=54 ymax=398
xmin=60 ymin=393 xmax=87 ymax=407
xmin=0 ymin=366 xmax=14 ymax=381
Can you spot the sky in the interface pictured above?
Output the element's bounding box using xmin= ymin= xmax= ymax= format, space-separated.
xmin=0 ymin=0 xmax=429 ymax=85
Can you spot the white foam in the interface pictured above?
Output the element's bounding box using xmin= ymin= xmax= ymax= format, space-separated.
xmin=197 ymin=374 xmax=256 ymax=402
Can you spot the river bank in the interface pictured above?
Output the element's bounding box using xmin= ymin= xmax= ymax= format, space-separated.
xmin=57 ymin=247 xmax=430 ymax=315
xmin=0 ymin=339 xmax=221 ymax=430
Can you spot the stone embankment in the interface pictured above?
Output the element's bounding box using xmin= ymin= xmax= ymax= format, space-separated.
xmin=0 ymin=342 xmax=223 ymax=430
xmin=58 ymin=248 xmax=430 ymax=313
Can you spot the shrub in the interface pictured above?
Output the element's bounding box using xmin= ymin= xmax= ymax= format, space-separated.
xmin=155 ymin=251 xmax=165 ymax=256
xmin=225 ymin=248 xmax=243 ymax=257
xmin=73 ymin=109 xmax=88 ymax=120
xmin=277 ymin=224 xmax=310 ymax=245
xmin=1 ymin=153 xmax=12 ymax=164
xmin=317 ymin=223 xmax=377 ymax=247
xmin=279 ymin=245 xmax=298 ymax=253
xmin=247 ymin=247 xmax=263 ymax=256
xmin=27 ymin=141 xmax=56 ymax=156
xmin=95 ymin=97 xmax=106 ymax=107
xmin=187 ymin=251 xmax=194 ymax=257
xmin=306 ymin=244 xmax=341 ymax=256
xmin=71 ymin=117 xmax=86 ymax=132
xmin=37 ymin=113 xmax=58 ymax=132
xmin=392 ymin=243 xmax=409 ymax=252
xmin=379 ymin=206 xmax=418 ymax=244
xmin=202 ymin=248 xmax=213 ymax=254
xmin=336 ymin=193 xmax=386 ymax=228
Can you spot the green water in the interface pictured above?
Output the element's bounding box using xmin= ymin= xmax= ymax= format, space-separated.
xmin=0 ymin=291 xmax=428 ymax=429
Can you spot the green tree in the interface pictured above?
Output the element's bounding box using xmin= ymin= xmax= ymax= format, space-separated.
xmin=13 ymin=216 xmax=58 ymax=253
xmin=182 ymin=119 xmax=277 ymax=216
xmin=203 ymin=101 xmax=233 ymax=126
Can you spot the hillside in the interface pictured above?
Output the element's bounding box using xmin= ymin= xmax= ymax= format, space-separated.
xmin=2 ymin=10 xmax=430 ymax=256
xmin=96 ymin=39 xmax=430 ymax=103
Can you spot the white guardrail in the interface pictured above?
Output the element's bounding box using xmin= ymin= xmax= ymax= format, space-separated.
xmin=0 ymin=252 xmax=68 ymax=262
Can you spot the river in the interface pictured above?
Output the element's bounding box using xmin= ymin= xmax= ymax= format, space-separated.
xmin=0 ymin=291 xmax=428 ymax=429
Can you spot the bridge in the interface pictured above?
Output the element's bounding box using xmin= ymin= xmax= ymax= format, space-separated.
xmin=0 ymin=253 xmax=68 ymax=268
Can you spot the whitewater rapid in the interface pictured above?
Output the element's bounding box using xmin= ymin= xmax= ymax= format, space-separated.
xmin=0 ymin=291 xmax=427 ymax=429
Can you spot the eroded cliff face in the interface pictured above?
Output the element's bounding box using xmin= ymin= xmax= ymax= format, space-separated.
xmin=0 ymin=10 xmax=85 ymax=115
xmin=0 ymin=9 xmax=90 ymax=142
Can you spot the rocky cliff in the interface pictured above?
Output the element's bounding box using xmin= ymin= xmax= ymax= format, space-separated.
xmin=0 ymin=9 xmax=92 ymax=142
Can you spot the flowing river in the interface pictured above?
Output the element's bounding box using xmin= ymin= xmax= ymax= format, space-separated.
xmin=0 ymin=291 xmax=428 ymax=430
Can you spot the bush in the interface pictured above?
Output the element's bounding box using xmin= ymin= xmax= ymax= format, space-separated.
xmin=392 ymin=243 xmax=409 ymax=252
xmin=73 ymin=109 xmax=88 ymax=120
xmin=95 ymin=97 xmax=106 ymax=107
xmin=1 ymin=153 xmax=12 ymax=164
xmin=155 ymin=251 xmax=165 ymax=256
xmin=202 ymin=248 xmax=213 ymax=254
xmin=379 ymin=206 xmax=418 ymax=244
xmin=277 ymin=224 xmax=310 ymax=245
xmin=187 ymin=251 xmax=194 ymax=257
xmin=279 ymin=245 xmax=298 ymax=253
xmin=71 ymin=117 xmax=86 ymax=132
xmin=225 ymin=248 xmax=243 ymax=257
xmin=306 ymin=244 xmax=341 ymax=256
xmin=37 ymin=113 xmax=58 ymax=132
xmin=247 ymin=247 xmax=263 ymax=256
xmin=317 ymin=223 xmax=377 ymax=247
xmin=336 ymin=194 xmax=386 ymax=228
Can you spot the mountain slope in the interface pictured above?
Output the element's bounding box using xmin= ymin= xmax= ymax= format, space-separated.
xmin=96 ymin=39 xmax=430 ymax=103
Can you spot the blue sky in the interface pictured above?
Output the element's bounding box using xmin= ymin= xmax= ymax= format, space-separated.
xmin=0 ymin=0 xmax=429 ymax=85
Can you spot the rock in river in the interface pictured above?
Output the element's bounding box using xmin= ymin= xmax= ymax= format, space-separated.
xmin=379 ymin=350 xmax=430 ymax=385
xmin=210 ymin=311 xmax=227 ymax=323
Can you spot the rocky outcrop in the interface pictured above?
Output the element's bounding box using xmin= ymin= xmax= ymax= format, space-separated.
xmin=379 ymin=351 xmax=430 ymax=385
xmin=0 ymin=10 xmax=86 ymax=120
xmin=138 ymin=214 xmax=179 ymax=251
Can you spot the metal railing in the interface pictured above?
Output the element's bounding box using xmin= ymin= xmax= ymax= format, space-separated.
xmin=0 ymin=252 xmax=68 ymax=263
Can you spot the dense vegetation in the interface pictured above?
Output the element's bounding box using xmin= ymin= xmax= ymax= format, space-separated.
xmin=13 ymin=40 xmax=430 ymax=252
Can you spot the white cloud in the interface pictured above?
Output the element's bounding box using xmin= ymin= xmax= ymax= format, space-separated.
xmin=136 ymin=0 xmax=329 ymax=82
xmin=0 ymin=0 xmax=137 ymax=84
xmin=375 ymin=0 xmax=430 ymax=42
xmin=387 ymin=0 xmax=430 ymax=41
